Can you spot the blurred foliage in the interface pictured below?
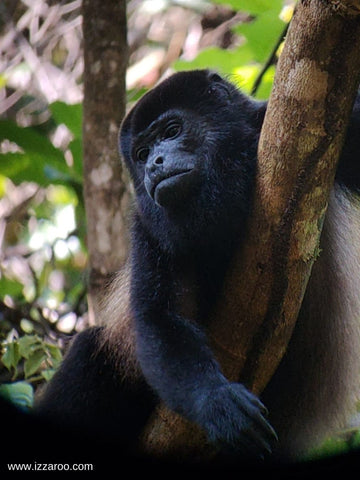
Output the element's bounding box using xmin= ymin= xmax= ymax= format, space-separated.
xmin=175 ymin=0 xmax=289 ymax=99
xmin=0 ymin=101 xmax=87 ymax=400
xmin=306 ymin=426 xmax=360 ymax=462
xmin=2 ymin=333 xmax=62 ymax=383
xmin=2 ymin=0 xmax=357 ymax=463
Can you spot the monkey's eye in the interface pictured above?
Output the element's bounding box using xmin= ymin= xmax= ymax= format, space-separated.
xmin=163 ymin=123 xmax=181 ymax=140
xmin=136 ymin=146 xmax=149 ymax=162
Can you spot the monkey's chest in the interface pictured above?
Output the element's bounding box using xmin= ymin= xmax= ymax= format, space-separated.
xmin=173 ymin=265 xmax=201 ymax=323
xmin=173 ymin=262 xmax=224 ymax=326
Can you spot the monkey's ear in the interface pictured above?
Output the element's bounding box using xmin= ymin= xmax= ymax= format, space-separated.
xmin=207 ymin=71 xmax=223 ymax=83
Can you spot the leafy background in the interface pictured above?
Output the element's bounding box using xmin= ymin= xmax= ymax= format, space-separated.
xmin=0 ymin=0 xmax=359 ymax=459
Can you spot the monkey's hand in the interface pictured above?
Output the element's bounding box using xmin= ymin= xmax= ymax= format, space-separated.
xmin=193 ymin=382 xmax=277 ymax=458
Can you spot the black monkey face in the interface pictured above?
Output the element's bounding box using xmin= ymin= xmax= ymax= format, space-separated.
xmin=145 ymin=156 xmax=199 ymax=209
xmin=134 ymin=111 xmax=205 ymax=208
xmin=119 ymin=69 xmax=265 ymax=216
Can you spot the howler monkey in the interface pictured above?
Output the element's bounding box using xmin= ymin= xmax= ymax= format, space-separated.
xmin=35 ymin=70 xmax=360 ymax=461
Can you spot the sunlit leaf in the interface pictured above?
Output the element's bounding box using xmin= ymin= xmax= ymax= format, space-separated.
xmin=253 ymin=65 xmax=275 ymax=99
xmin=212 ymin=0 xmax=282 ymax=15
xmin=175 ymin=45 xmax=253 ymax=75
xmin=47 ymin=184 xmax=78 ymax=205
xmin=236 ymin=12 xmax=285 ymax=63
xmin=232 ymin=64 xmax=260 ymax=94
xmin=0 ymin=174 xmax=6 ymax=197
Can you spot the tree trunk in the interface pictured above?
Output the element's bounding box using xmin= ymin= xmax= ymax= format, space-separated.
xmin=140 ymin=0 xmax=360 ymax=458
xmin=82 ymin=0 xmax=130 ymax=322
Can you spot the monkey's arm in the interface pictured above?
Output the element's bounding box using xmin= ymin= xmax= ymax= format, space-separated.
xmin=130 ymin=219 xmax=276 ymax=456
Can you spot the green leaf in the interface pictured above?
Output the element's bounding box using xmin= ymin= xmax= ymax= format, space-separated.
xmin=37 ymin=261 xmax=53 ymax=296
xmin=0 ymin=151 xmax=81 ymax=186
xmin=0 ymin=381 xmax=34 ymax=410
xmin=46 ymin=343 xmax=63 ymax=364
xmin=24 ymin=350 xmax=46 ymax=378
xmin=50 ymin=101 xmax=82 ymax=139
xmin=0 ymin=153 xmax=30 ymax=176
xmin=212 ymin=0 xmax=282 ymax=15
xmin=18 ymin=335 xmax=41 ymax=359
xmin=0 ymin=152 xmax=58 ymax=186
xmin=233 ymin=64 xmax=260 ymax=94
xmin=0 ymin=276 xmax=23 ymax=300
xmin=41 ymin=369 xmax=56 ymax=381
xmin=0 ymin=174 xmax=7 ymax=197
xmin=236 ymin=12 xmax=285 ymax=63
xmin=69 ymin=138 xmax=83 ymax=177
xmin=0 ymin=120 xmax=64 ymax=162
xmin=307 ymin=435 xmax=349 ymax=460
xmin=0 ymin=120 xmax=82 ymax=185
xmin=253 ymin=65 xmax=275 ymax=99
xmin=0 ymin=74 xmax=7 ymax=89
xmin=1 ymin=342 xmax=20 ymax=371
xmin=175 ymin=45 xmax=253 ymax=75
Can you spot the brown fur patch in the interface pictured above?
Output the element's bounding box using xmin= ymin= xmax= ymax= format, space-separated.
xmin=97 ymin=262 xmax=141 ymax=382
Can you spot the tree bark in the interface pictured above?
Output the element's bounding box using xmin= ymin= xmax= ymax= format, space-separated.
xmin=82 ymin=0 xmax=130 ymax=322
xmin=140 ymin=0 xmax=360 ymax=458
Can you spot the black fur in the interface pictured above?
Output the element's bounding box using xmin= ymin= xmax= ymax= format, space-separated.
xmin=35 ymin=327 xmax=156 ymax=442
xmin=35 ymin=70 xmax=360 ymax=461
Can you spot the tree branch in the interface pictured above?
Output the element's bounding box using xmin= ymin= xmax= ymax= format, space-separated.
xmin=82 ymin=0 xmax=129 ymax=321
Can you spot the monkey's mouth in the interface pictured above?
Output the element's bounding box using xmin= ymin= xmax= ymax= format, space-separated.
xmin=152 ymin=169 xmax=195 ymax=207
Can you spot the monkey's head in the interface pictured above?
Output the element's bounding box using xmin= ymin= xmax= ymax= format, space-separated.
xmin=119 ymin=70 xmax=265 ymax=217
